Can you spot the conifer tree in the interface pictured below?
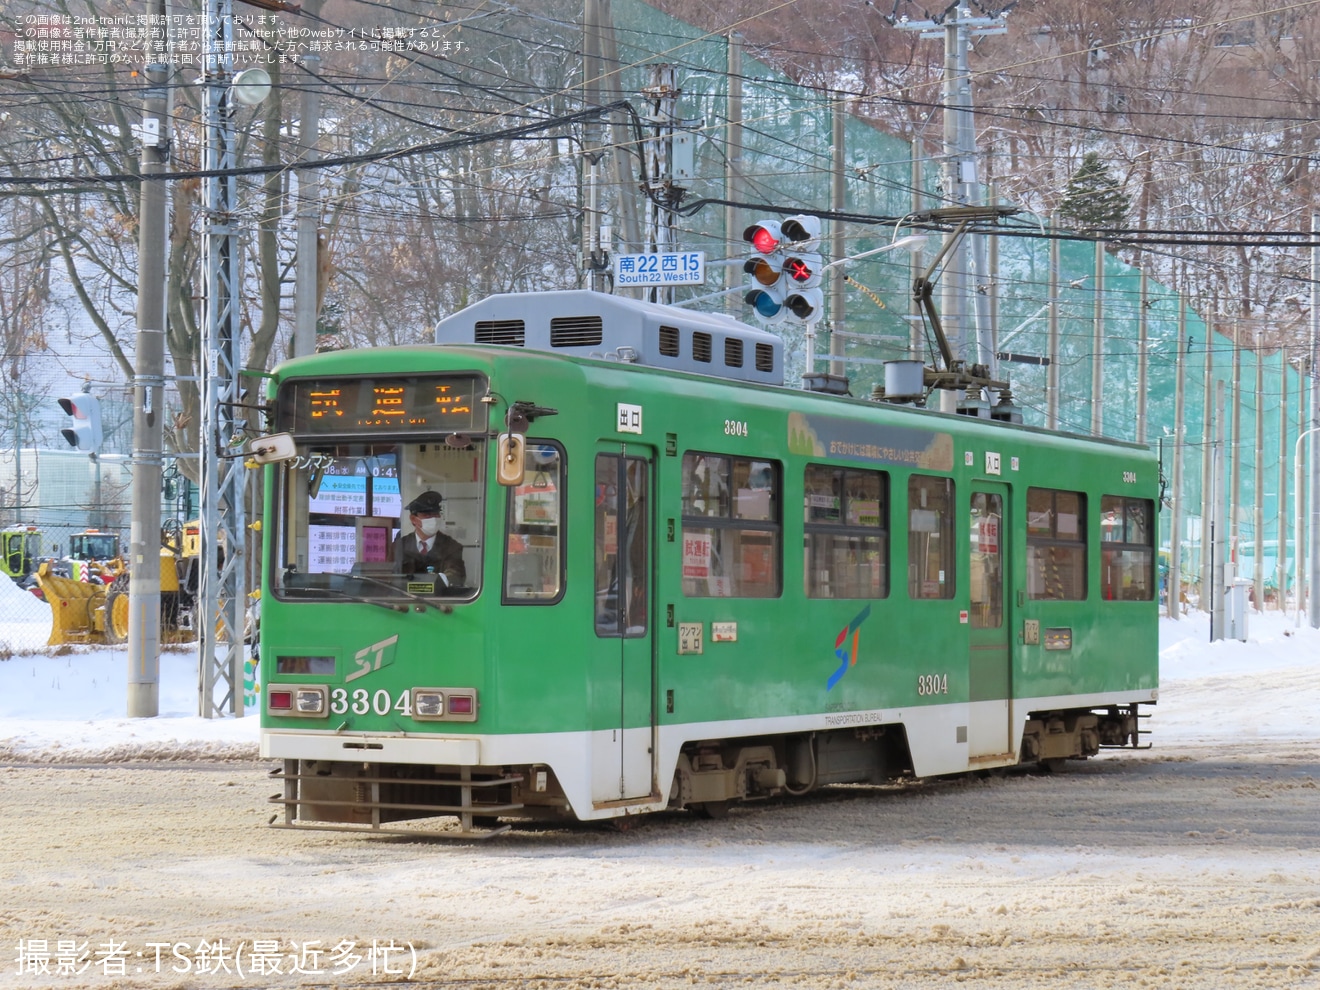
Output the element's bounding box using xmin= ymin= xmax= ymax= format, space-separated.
xmin=1059 ymin=152 xmax=1131 ymax=230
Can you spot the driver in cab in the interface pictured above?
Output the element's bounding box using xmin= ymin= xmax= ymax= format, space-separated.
xmin=395 ymin=490 xmax=466 ymax=588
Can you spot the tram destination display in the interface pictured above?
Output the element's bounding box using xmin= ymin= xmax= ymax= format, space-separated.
xmin=280 ymin=376 xmax=483 ymax=436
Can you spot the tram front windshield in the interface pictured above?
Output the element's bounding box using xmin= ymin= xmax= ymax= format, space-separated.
xmin=271 ymin=438 xmax=486 ymax=602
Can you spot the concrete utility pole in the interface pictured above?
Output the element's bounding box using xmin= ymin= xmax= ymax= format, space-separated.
xmin=582 ymin=0 xmax=607 ymax=292
xmin=1167 ymin=296 xmax=1186 ymax=620
xmin=1211 ymin=381 xmax=1227 ymax=641
xmin=722 ymin=32 xmax=743 ymax=317
xmin=1230 ymin=322 xmax=1242 ymax=565
xmin=1090 ymin=240 xmax=1104 ymax=436
xmin=897 ymin=7 xmax=1005 ymax=369
xmin=1047 ymin=227 xmax=1060 ymax=430
xmin=1136 ymin=270 xmax=1148 ymax=444
xmin=828 ymin=100 xmax=846 ymax=378
xmin=1254 ymin=332 xmax=1265 ymax=610
xmin=127 ymin=30 xmax=169 ymax=718
xmin=641 ymin=63 xmax=680 ymax=304
xmin=199 ymin=0 xmax=252 ymax=717
xmin=595 ymin=0 xmax=640 ymax=275
xmin=1310 ymin=213 xmax=1320 ymax=627
xmin=1278 ymin=351 xmax=1288 ymax=610
xmin=1200 ymin=323 xmax=1215 ymax=601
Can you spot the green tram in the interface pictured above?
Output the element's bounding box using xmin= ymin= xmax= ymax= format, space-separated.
xmin=259 ymin=290 xmax=1158 ymax=836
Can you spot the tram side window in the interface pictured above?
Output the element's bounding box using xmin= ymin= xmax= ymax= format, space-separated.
xmin=804 ymin=464 xmax=888 ymax=599
xmin=1100 ymin=495 xmax=1154 ymax=601
xmin=1026 ymin=487 xmax=1087 ymax=600
xmin=681 ymin=452 xmax=781 ymax=598
xmin=503 ymin=443 xmax=564 ymax=603
xmin=907 ymin=475 xmax=954 ymax=600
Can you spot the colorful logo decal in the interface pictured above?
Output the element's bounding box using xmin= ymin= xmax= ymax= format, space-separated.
xmin=826 ymin=604 xmax=872 ymax=691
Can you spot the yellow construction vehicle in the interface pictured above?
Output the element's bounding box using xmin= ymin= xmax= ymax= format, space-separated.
xmin=35 ymin=523 xmax=201 ymax=647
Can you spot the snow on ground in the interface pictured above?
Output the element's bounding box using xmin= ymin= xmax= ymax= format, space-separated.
xmin=1 ymin=565 xmax=1317 ymax=761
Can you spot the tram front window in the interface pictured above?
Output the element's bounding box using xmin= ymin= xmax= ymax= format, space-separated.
xmin=272 ymin=440 xmax=485 ymax=601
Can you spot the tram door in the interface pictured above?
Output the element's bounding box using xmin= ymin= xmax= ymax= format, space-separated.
xmin=592 ymin=445 xmax=656 ymax=803
xmin=967 ymin=483 xmax=1012 ymax=762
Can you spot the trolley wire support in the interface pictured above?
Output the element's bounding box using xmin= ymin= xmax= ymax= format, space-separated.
xmin=198 ymin=0 xmax=248 ymax=718
xmin=908 ymin=209 xmax=1014 ymax=398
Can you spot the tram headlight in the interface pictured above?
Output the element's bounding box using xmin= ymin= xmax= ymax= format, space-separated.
xmin=413 ymin=690 xmax=444 ymax=718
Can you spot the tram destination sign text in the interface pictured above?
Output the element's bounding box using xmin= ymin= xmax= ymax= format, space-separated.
xmin=281 ymin=376 xmax=483 ymax=436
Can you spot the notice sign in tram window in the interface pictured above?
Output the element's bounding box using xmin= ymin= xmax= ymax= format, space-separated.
xmin=281 ymin=376 xmax=484 ymax=436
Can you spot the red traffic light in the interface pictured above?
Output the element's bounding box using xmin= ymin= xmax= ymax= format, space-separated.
xmin=743 ymin=220 xmax=782 ymax=255
xmin=782 ymin=252 xmax=822 ymax=288
xmin=785 ymin=256 xmax=813 ymax=282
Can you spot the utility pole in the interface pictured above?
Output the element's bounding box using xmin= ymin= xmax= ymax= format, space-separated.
xmin=582 ymin=0 xmax=607 ymax=292
xmin=1230 ymin=322 xmax=1242 ymax=570
xmin=597 ymin=0 xmax=640 ymax=274
xmin=897 ymin=7 xmax=1006 ymax=373
xmin=1168 ymin=299 xmax=1186 ymax=619
xmin=909 ymin=142 xmax=927 ymax=359
xmin=828 ymin=99 xmax=846 ymax=378
xmin=1278 ymin=351 xmax=1288 ymax=610
xmin=127 ymin=21 xmax=169 ymax=719
xmin=723 ymin=32 xmax=743 ymax=317
xmin=1254 ymin=332 xmax=1265 ymax=610
xmin=641 ymin=63 xmax=680 ymax=304
xmin=1310 ymin=212 xmax=1320 ymax=627
xmin=1047 ymin=227 xmax=1060 ymax=430
xmin=1090 ymin=240 xmax=1104 ymax=436
xmin=1136 ymin=270 xmax=1148 ymax=444
xmin=199 ymin=0 xmax=252 ymax=717
xmin=1211 ymin=381 xmax=1227 ymax=641
xmin=1200 ymin=321 xmax=1215 ymax=602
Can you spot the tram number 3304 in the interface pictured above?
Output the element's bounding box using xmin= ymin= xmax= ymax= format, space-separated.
xmin=917 ymin=674 xmax=949 ymax=696
xmin=331 ymin=687 xmax=412 ymax=716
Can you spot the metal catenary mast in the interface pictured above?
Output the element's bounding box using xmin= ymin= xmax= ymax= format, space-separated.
xmin=199 ymin=0 xmax=249 ymax=717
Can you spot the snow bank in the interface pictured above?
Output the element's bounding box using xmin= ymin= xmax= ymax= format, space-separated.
xmin=0 ymin=608 xmax=1314 ymax=763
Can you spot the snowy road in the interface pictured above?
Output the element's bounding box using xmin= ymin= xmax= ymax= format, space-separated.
xmin=2 ymin=741 xmax=1318 ymax=989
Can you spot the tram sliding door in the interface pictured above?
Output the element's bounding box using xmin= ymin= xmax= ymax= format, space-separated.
xmin=967 ymin=483 xmax=1012 ymax=762
xmin=592 ymin=445 xmax=656 ymax=803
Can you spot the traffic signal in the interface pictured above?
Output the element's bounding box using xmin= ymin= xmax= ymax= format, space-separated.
xmin=782 ymin=252 xmax=822 ymax=289
xmin=743 ymin=219 xmax=786 ymax=325
xmin=743 ymin=215 xmax=827 ymax=326
xmin=780 ymin=214 xmax=822 ymax=250
xmin=782 ymin=249 xmax=824 ymax=324
xmin=780 ymin=214 xmax=824 ymax=323
xmin=744 ymin=218 xmax=783 ymax=255
xmin=58 ymin=391 xmax=102 ymax=452
xmin=784 ymin=285 xmax=825 ymax=322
